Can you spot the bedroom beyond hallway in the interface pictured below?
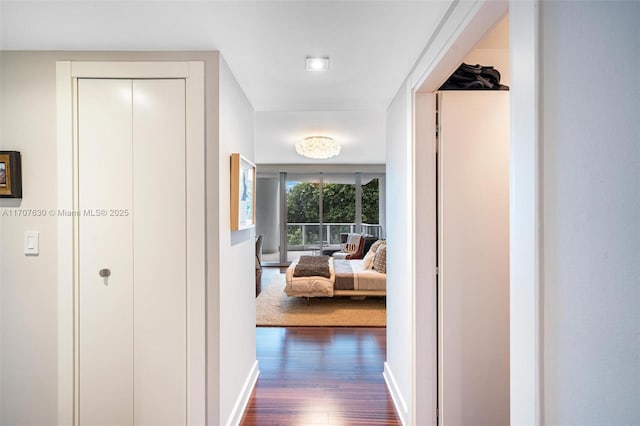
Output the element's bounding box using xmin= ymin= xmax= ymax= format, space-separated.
xmin=240 ymin=326 xmax=399 ymax=425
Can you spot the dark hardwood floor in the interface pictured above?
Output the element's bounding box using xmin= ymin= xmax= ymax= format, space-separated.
xmin=246 ymin=267 xmax=400 ymax=425
xmin=241 ymin=327 xmax=400 ymax=425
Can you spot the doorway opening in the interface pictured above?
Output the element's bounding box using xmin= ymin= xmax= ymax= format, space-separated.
xmin=415 ymin=12 xmax=511 ymax=425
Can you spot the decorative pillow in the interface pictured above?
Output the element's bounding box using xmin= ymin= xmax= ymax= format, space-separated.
xmin=363 ymin=239 xmax=385 ymax=269
xmin=368 ymin=239 xmax=386 ymax=255
xmin=363 ymin=250 xmax=375 ymax=269
xmin=372 ymin=244 xmax=387 ymax=273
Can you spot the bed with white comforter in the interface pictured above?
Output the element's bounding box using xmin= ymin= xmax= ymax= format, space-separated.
xmin=284 ymin=256 xmax=386 ymax=298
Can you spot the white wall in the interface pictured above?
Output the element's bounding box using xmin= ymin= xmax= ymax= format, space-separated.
xmin=413 ymin=93 xmax=437 ymax=426
xmin=0 ymin=7 xmax=3 ymax=420
xmin=465 ymin=14 xmax=510 ymax=86
xmin=509 ymin=2 xmax=540 ymax=423
xmin=539 ymin=2 xmax=640 ymax=424
xmin=384 ymin=82 xmax=413 ymax=424
xmin=1 ymin=52 xmax=61 ymax=425
xmin=217 ymin=57 xmax=258 ymax=425
xmin=0 ymin=51 xmax=257 ymax=426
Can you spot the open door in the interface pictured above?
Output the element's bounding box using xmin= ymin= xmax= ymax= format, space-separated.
xmin=437 ymin=90 xmax=510 ymax=425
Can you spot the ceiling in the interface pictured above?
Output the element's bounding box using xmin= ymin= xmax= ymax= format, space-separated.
xmin=1 ymin=0 xmax=455 ymax=163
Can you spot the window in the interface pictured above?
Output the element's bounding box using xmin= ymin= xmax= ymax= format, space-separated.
xmin=256 ymin=170 xmax=385 ymax=265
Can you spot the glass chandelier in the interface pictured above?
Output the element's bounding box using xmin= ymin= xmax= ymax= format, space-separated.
xmin=295 ymin=136 xmax=341 ymax=159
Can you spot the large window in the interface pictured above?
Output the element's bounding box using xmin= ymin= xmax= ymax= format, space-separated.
xmin=361 ymin=175 xmax=381 ymax=238
xmin=256 ymin=170 xmax=385 ymax=265
xmin=320 ymin=174 xmax=357 ymax=249
xmin=286 ymin=174 xmax=321 ymax=262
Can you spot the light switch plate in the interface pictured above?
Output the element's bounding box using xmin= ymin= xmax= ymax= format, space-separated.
xmin=24 ymin=231 xmax=39 ymax=256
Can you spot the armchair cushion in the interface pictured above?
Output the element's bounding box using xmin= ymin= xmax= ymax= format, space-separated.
xmin=332 ymin=233 xmax=365 ymax=260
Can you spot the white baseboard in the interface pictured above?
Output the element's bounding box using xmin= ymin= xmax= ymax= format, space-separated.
xmin=384 ymin=362 xmax=409 ymax=425
xmin=225 ymin=360 xmax=260 ymax=426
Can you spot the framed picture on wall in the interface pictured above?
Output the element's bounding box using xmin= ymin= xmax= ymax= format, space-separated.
xmin=230 ymin=153 xmax=256 ymax=230
xmin=0 ymin=151 xmax=22 ymax=198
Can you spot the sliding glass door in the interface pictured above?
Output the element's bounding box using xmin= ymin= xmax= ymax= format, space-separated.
xmin=322 ymin=174 xmax=356 ymax=249
xmin=256 ymin=170 xmax=385 ymax=266
xmin=286 ymin=173 xmax=322 ymax=262
xmin=361 ymin=174 xmax=383 ymax=238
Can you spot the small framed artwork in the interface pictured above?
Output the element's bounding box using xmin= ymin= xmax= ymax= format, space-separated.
xmin=230 ymin=153 xmax=256 ymax=230
xmin=0 ymin=151 xmax=22 ymax=198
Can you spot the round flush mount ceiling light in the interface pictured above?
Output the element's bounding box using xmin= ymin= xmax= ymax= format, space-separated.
xmin=295 ymin=136 xmax=341 ymax=159
xmin=306 ymin=57 xmax=330 ymax=72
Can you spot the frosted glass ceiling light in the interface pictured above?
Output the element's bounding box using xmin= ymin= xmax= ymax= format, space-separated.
xmin=295 ymin=136 xmax=341 ymax=159
xmin=306 ymin=57 xmax=330 ymax=72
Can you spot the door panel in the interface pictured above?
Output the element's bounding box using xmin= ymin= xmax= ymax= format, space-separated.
xmin=78 ymin=79 xmax=134 ymax=426
xmin=438 ymin=91 xmax=510 ymax=426
xmin=78 ymin=78 xmax=187 ymax=425
xmin=132 ymin=79 xmax=186 ymax=425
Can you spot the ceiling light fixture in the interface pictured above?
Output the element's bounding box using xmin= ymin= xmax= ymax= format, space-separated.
xmin=295 ymin=136 xmax=341 ymax=159
xmin=306 ymin=57 xmax=330 ymax=72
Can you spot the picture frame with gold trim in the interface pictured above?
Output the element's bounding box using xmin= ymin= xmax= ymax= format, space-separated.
xmin=230 ymin=153 xmax=256 ymax=230
xmin=0 ymin=151 xmax=22 ymax=198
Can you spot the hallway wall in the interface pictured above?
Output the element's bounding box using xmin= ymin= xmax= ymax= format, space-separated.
xmin=539 ymin=2 xmax=640 ymax=423
xmin=0 ymin=51 xmax=257 ymax=426
xmin=384 ymin=83 xmax=413 ymax=424
xmin=218 ymin=56 xmax=258 ymax=425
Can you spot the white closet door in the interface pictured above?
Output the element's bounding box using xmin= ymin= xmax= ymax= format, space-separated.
xmin=132 ymin=79 xmax=186 ymax=425
xmin=78 ymin=79 xmax=135 ymax=426
xmin=438 ymin=91 xmax=510 ymax=426
xmin=78 ymin=78 xmax=187 ymax=426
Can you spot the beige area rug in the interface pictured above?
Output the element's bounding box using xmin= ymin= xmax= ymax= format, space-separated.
xmin=256 ymin=275 xmax=386 ymax=327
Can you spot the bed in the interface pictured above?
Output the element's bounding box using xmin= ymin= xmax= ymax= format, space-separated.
xmin=284 ymin=255 xmax=386 ymax=299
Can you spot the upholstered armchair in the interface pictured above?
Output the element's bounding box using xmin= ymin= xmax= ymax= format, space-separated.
xmin=332 ymin=233 xmax=365 ymax=260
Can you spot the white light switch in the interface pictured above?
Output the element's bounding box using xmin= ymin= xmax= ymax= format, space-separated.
xmin=24 ymin=231 xmax=39 ymax=255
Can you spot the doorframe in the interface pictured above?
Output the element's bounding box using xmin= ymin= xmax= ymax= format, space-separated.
xmin=406 ymin=1 xmax=541 ymax=425
xmin=56 ymin=61 xmax=206 ymax=425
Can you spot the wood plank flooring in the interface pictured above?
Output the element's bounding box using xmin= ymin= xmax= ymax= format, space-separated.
xmin=240 ymin=327 xmax=400 ymax=425
xmin=247 ymin=267 xmax=399 ymax=424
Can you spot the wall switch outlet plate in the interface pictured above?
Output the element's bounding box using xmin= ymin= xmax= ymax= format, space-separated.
xmin=24 ymin=231 xmax=39 ymax=255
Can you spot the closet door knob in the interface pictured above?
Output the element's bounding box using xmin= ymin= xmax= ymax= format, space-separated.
xmin=99 ymin=268 xmax=111 ymax=278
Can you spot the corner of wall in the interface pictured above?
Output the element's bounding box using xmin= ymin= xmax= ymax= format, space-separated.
xmin=384 ymin=363 xmax=409 ymax=425
xmin=0 ymin=48 xmax=4 ymax=426
xmin=216 ymin=52 xmax=258 ymax=425
xmin=205 ymin=49 xmax=222 ymax=425
xmin=0 ymin=216 xmax=3 ymax=426
xmin=509 ymin=2 xmax=541 ymax=425
xmin=223 ymin=361 xmax=259 ymax=426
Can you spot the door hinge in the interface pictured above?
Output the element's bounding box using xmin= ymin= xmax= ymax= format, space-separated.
xmin=435 ymin=267 xmax=439 ymax=276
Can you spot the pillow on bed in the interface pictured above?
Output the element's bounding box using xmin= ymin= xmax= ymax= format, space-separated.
xmin=372 ymin=244 xmax=387 ymax=273
xmin=368 ymin=239 xmax=386 ymax=255
xmin=363 ymin=240 xmax=385 ymax=269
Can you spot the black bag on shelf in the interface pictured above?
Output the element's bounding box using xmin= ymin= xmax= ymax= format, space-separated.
xmin=439 ymin=63 xmax=509 ymax=90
